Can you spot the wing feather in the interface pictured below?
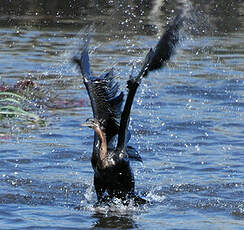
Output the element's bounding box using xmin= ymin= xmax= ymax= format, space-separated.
xmin=116 ymin=15 xmax=184 ymax=150
xmin=74 ymin=41 xmax=123 ymax=144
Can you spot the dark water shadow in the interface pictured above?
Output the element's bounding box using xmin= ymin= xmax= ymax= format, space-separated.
xmin=91 ymin=212 xmax=139 ymax=229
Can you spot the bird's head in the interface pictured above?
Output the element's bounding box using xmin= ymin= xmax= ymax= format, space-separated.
xmin=82 ymin=118 xmax=100 ymax=130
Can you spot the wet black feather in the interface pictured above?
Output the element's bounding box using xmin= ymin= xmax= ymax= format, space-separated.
xmin=116 ymin=14 xmax=184 ymax=150
xmin=74 ymin=14 xmax=183 ymax=203
xmin=85 ymin=72 xmax=124 ymax=144
xmin=74 ymin=42 xmax=124 ymax=144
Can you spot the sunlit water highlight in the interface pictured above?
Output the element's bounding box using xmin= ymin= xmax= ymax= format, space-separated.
xmin=0 ymin=1 xmax=244 ymax=229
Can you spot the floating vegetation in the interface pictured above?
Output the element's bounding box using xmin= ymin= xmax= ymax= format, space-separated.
xmin=0 ymin=91 xmax=45 ymax=125
xmin=0 ymin=78 xmax=86 ymax=132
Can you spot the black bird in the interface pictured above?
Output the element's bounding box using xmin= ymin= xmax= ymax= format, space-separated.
xmin=74 ymin=15 xmax=183 ymax=204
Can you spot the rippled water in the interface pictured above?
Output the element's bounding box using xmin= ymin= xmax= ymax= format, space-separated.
xmin=0 ymin=1 xmax=244 ymax=229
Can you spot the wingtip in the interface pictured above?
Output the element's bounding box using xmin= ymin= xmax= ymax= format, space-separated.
xmin=72 ymin=36 xmax=91 ymax=77
xmin=166 ymin=13 xmax=185 ymax=32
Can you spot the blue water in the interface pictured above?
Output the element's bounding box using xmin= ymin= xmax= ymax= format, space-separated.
xmin=0 ymin=1 xmax=244 ymax=229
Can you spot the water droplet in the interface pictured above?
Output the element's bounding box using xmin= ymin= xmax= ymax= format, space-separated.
xmin=195 ymin=145 xmax=200 ymax=152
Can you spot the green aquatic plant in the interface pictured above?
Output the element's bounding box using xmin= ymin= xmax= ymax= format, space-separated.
xmin=0 ymin=91 xmax=45 ymax=125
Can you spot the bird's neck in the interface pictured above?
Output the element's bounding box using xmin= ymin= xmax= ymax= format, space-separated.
xmin=94 ymin=126 xmax=108 ymax=167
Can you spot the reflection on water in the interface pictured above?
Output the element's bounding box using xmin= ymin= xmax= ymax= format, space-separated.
xmin=0 ymin=0 xmax=244 ymax=229
xmin=92 ymin=212 xmax=138 ymax=229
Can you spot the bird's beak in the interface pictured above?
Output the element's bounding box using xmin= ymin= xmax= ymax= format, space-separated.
xmin=81 ymin=121 xmax=92 ymax=127
xmin=81 ymin=118 xmax=95 ymax=128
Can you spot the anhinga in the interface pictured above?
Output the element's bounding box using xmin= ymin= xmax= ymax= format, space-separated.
xmin=74 ymin=15 xmax=183 ymax=204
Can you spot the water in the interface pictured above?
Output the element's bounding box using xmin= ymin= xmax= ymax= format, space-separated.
xmin=0 ymin=0 xmax=244 ymax=229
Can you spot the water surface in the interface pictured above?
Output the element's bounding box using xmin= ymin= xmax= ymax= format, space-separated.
xmin=0 ymin=1 xmax=244 ymax=229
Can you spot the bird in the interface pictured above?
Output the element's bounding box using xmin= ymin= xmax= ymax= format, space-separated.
xmin=73 ymin=15 xmax=183 ymax=204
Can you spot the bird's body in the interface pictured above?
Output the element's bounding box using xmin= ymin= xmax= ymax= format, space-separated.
xmin=82 ymin=117 xmax=137 ymax=203
xmin=74 ymin=15 xmax=183 ymax=204
xmin=92 ymin=149 xmax=135 ymax=201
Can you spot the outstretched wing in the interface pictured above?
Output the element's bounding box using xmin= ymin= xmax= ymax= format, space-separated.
xmin=74 ymin=39 xmax=124 ymax=144
xmin=116 ymin=15 xmax=184 ymax=150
